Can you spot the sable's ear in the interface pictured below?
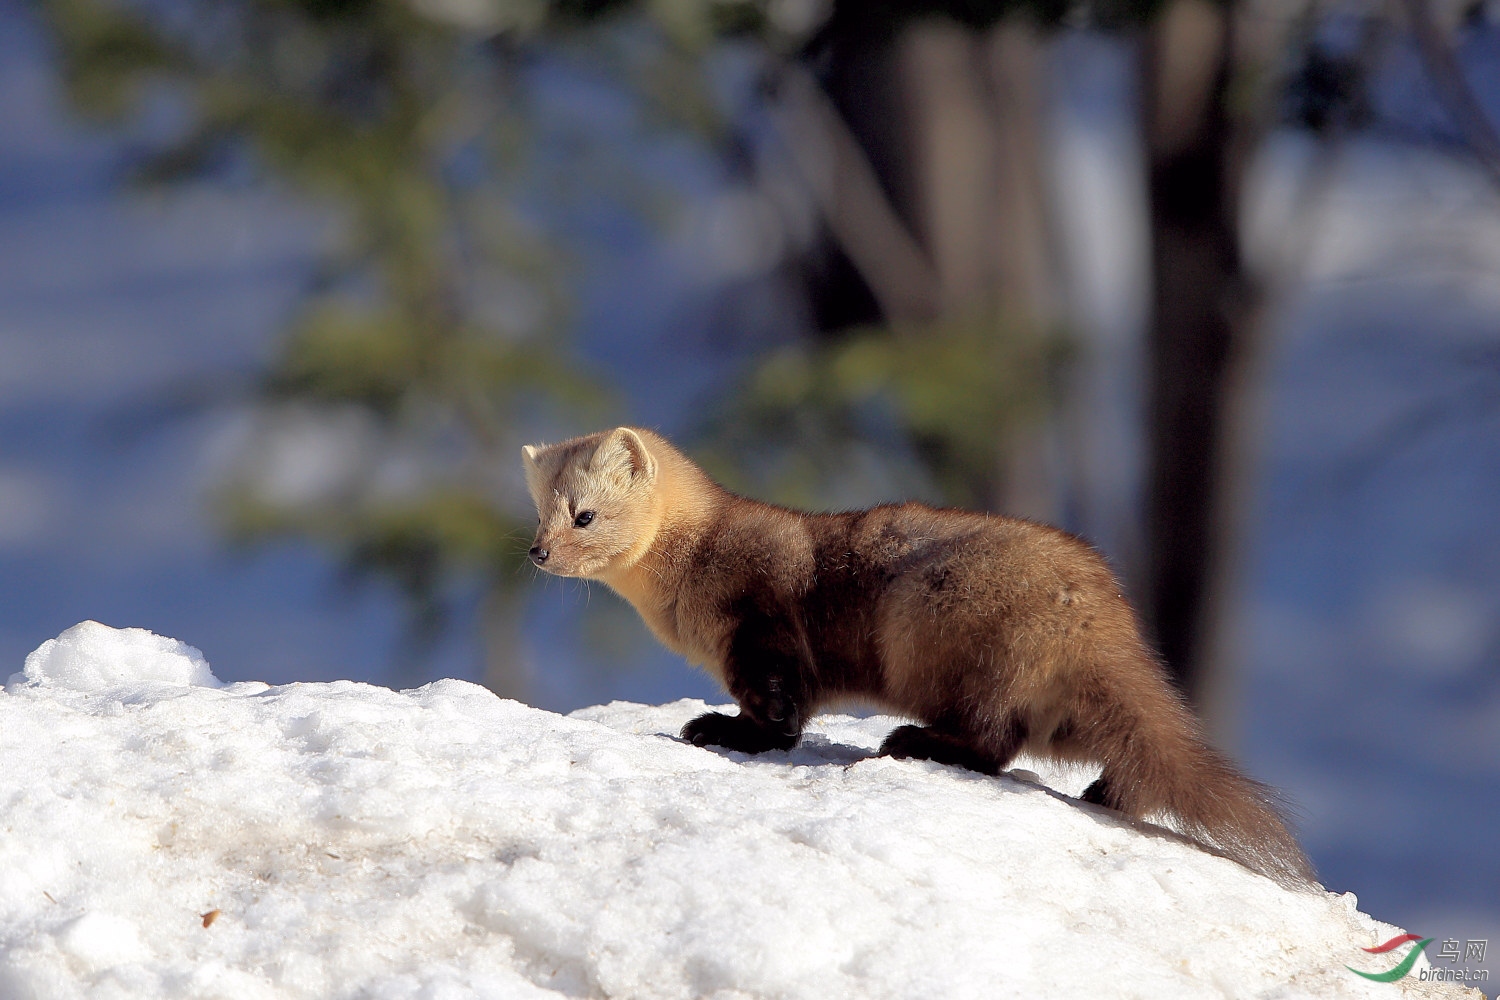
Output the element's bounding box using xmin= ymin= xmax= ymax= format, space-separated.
xmin=520 ymin=443 xmax=550 ymax=501
xmin=589 ymin=427 xmax=656 ymax=484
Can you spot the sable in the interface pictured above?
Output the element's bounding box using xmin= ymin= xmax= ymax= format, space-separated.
xmin=522 ymin=427 xmax=1316 ymax=889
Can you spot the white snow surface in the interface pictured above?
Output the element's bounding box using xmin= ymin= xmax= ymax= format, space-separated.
xmin=0 ymin=624 xmax=1473 ymax=999
xmin=14 ymin=621 xmax=220 ymax=692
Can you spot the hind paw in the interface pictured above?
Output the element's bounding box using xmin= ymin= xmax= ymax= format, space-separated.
xmin=878 ymin=725 xmax=1000 ymax=775
xmin=1080 ymin=776 xmax=1112 ymax=806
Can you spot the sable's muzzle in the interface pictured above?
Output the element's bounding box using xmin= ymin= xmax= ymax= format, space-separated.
xmin=529 ymin=546 xmax=549 ymax=565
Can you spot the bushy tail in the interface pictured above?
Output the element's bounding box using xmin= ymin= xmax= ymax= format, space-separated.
xmin=1085 ymin=680 xmax=1317 ymax=890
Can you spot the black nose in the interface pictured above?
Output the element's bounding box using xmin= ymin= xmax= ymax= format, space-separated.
xmin=529 ymin=546 xmax=549 ymax=565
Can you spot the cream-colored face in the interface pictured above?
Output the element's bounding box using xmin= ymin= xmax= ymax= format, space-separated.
xmin=521 ymin=427 xmax=659 ymax=579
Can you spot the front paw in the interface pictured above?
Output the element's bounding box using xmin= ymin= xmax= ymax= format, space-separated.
xmin=735 ymin=675 xmax=802 ymax=738
xmin=680 ymin=711 xmax=798 ymax=753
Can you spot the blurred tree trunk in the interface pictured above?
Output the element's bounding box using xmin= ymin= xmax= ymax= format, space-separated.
xmin=1140 ymin=0 xmax=1296 ymax=722
xmin=900 ymin=19 xmax=1060 ymax=521
xmin=984 ymin=20 xmax=1064 ymax=520
xmin=1141 ymin=0 xmax=1248 ymax=711
xmin=797 ymin=10 xmax=1064 ymax=517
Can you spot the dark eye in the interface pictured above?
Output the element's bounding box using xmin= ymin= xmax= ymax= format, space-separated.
xmin=573 ymin=510 xmax=595 ymax=528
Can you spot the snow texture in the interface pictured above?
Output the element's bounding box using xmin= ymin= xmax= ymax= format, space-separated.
xmin=15 ymin=621 xmax=221 ymax=692
xmin=0 ymin=623 xmax=1476 ymax=999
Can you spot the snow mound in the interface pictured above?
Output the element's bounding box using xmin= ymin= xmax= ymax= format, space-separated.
xmin=9 ymin=621 xmax=220 ymax=692
xmin=0 ymin=625 xmax=1476 ymax=999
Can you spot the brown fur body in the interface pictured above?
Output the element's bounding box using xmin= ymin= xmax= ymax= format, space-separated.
xmin=523 ymin=427 xmax=1315 ymax=888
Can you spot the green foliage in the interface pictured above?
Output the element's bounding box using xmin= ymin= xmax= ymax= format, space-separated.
xmin=42 ymin=0 xmax=183 ymax=119
xmin=700 ymin=313 xmax=1070 ymax=511
xmin=35 ymin=0 xmax=628 ymax=678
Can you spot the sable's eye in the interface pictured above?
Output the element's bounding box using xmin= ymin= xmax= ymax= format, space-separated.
xmin=573 ymin=510 xmax=595 ymax=528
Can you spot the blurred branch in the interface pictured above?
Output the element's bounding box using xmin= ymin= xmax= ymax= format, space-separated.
xmin=766 ymin=61 xmax=940 ymax=324
xmin=1402 ymin=0 xmax=1500 ymax=188
xmin=1265 ymin=1 xmax=1394 ymax=292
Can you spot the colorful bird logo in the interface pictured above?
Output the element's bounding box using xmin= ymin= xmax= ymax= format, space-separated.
xmin=1347 ymin=934 xmax=1433 ymax=982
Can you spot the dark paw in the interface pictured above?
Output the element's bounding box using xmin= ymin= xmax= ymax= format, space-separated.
xmin=878 ymin=724 xmax=934 ymax=760
xmin=1080 ymin=776 xmax=1111 ymax=806
xmin=680 ymin=711 xmax=735 ymax=747
xmin=762 ymin=676 xmax=789 ymax=723
xmin=734 ymin=675 xmax=801 ymax=737
xmin=681 ymin=711 xmax=798 ymax=754
xmin=878 ymin=724 xmax=999 ymax=775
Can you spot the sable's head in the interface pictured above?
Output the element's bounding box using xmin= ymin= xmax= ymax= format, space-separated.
xmin=521 ymin=427 xmax=659 ymax=578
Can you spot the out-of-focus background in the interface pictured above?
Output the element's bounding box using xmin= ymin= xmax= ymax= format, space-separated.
xmin=1 ymin=0 xmax=1496 ymax=985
